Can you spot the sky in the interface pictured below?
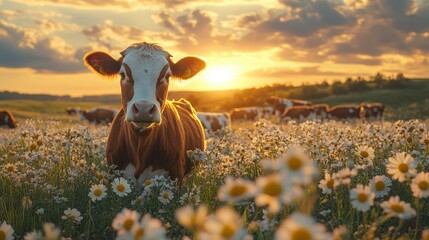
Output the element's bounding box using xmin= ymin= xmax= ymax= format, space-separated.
xmin=0 ymin=0 xmax=429 ymax=96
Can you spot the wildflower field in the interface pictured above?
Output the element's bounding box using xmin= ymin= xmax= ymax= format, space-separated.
xmin=1 ymin=119 xmax=429 ymax=240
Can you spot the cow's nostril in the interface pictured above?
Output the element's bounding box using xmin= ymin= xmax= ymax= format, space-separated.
xmin=132 ymin=103 xmax=139 ymax=115
xmin=149 ymin=105 xmax=156 ymax=115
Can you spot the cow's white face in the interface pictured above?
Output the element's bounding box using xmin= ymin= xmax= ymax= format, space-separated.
xmin=84 ymin=42 xmax=206 ymax=130
xmin=119 ymin=47 xmax=171 ymax=128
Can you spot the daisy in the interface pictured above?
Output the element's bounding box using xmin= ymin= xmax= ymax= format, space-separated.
xmin=24 ymin=230 xmax=43 ymax=240
xmin=0 ymin=221 xmax=14 ymax=240
xmin=386 ymin=152 xmax=416 ymax=182
xmin=204 ymin=206 xmax=246 ymax=240
xmin=112 ymin=209 xmax=140 ymax=235
xmin=88 ymin=184 xmax=107 ymax=202
xmin=380 ymin=196 xmax=416 ymax=219
xmin=411 ymin=172 xmax=429 ymax=198
xmin=277 ymin=145 xmax=317 ymax=184
xmin=369 ymin=175 xmax=392 ymax=198
xmin=4 ymin=163 xmax=17 ymax=173
xmin=350 ymin=184 xmax=375 ymax=212
xmin=43 ymin=223 xmax=60 ymax=240
xmin=61 ymin=208 xmax=83 ymax=223
xmin=356 ymin=145 xmax=375 ymax=162
xmin=275 ymin=212 xmax=331 ymax=240
xmin=131 ymin=214 xmax=166 ymax=240
xmin=112 ymin=177 xmax=132 ymax=197
xmin=218 ymin=177 xmax=256 ymax=203
xmin=335 ymin=167 xmax=358 ymax=185
xmin=180 ymin=192 xmax=200 ymax=206
xmin=175 ymin=205 xmax=208 ymax=231
xmin=255 ymin=174 xmax=302 ymax=213
xmin=318 ymin=173 xmax=339 ymax=194
xmin=158 ymin=190 xmax=174 ymax=204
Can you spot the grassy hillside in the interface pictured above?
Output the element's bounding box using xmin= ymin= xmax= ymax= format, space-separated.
xmin=1 ymin=79 xmax=428 ymax=121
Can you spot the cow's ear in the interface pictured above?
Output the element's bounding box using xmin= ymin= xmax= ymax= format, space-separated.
xmin=84 ymin=51 xmax=120 ymax=76
xmin=171 ymin=56 xmax=205 ymax=80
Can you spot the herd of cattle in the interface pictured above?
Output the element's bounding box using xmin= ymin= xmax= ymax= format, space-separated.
xmin=197 ymin=96 xmax=384 ymax=131
xmin=1 ymin=96 xmax=384 ymax=131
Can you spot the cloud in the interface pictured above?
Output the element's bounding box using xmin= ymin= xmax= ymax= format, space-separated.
xmin=0 ymin=19 xmax=86 ymax=73
xmin=12 ymin=0 xmax=211 ymax=9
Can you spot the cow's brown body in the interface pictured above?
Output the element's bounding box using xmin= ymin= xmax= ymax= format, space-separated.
xmin=230 ymin=107 xmax=260 ymax=123
xmin=327 ymin=105 xmax=361 ymax=119
xmin=107 ymin=99 xmax=205 ymax=180
xmin=282 ymin=106 xmax=313 ymax=120
xmin=0 ymin=110 xmax=17 ymax=128
xmin=81 ymin=108 xmax=116 ymax=124
xmin=266 ymin=96 xmax=312 ymax=117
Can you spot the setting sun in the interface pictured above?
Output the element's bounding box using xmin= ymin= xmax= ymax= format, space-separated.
xmin=202 ymin=66 xmax=237 ymax=85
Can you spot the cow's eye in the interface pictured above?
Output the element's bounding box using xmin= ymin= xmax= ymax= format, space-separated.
xmin=120 ymin=72 xmax=125 ymax=80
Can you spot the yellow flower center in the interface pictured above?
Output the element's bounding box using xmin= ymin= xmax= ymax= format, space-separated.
xmin=407 ymin=137 xmax=413 ymax=143
xmin=357 ymin=193 xmax=368 ymax=202
xmin=0 ymin=230 xmax=6 ymax=240
xmin=263 ymin=181 xmax=282 ymax=197
xmin=6 ymin=165 xmax=15 ymax=172
xmin=134 ymin=227 xmax=145 ymax=239
xmin=123 ymin=218 xmax=134 ymax=231
xmin=291 ymin=227 xmax=312 ymax=240
xmin=135 ymin=197 xmax=143 ymax=204
xmin=424 ymin=139 xmax=429 ymax=145
xmin=144 ymin=180 xmax=152 ymax=186
xmin=287 ymin=156 xmax=302 ymax=171
xmin=30 ymin=143 xmax=37 ymax=151
xmin=360 ymin=151 xmax=369 ymax=158
xmin=398 ymin=163 xmax=409 ymax=173
xmin=117 ymin=184 xmax=125 ymax=192
xmin=221 ymin=224 xmax=235 ymax=238
xmin=391 ymin=204 xmax=404 ymax=213
xmin=326 ymin=179 xmax=335 ymax=189
xmin=228 ymin=184 xmax=248 ymax=197
xmin=190 ymin=198 xmax=197 ymax=205
xmin=37 ymin=140 xmax=43 ymax=146
xmin=94 ymin=188 xmax=102 ymax=197
xmin=418 ymin=181 xmax=429 ymax=191
xmin=375 ymin=181 xmax=385 ymax=191
xmin=162 ymin=193 xmax=169 ymax=199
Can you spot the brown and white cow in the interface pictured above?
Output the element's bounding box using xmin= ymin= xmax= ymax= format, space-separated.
xmin=259 ymin=106 xmax=274 ymax=120
xmin=327 ymin=105 xmax=361 ymax=120
xmin=65 ymin=107 xmax=81 ymax=115
xmin=230 ymin=107 xmax=260 ymax=124
xmin=84 ymin=42 xmax=205 ymax=186
xmin=197 ymin=112 xmax=230 ymax=132
xmin=266 ymin=96 xmax=312 ymax=118
xmin=360 ymin=103 xmax=385 ymax=120
xmin=0 ymin=110 xmax=17 ymax=129
xmin=282 ymin=104 xmax=329 ymax=121
xmin=80 ymin=108 xmax=117 ymax=124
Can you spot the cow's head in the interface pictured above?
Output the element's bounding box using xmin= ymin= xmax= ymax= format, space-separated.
xmin=84 ymin=42 xmax=205 ymax=129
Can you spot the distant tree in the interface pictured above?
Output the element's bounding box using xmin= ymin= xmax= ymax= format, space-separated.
xmin=331 ymin=81 xmax=349 ymax=95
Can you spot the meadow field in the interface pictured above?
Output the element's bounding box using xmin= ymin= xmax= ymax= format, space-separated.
xmin=0 ymin=117 xmax=428 ymax=239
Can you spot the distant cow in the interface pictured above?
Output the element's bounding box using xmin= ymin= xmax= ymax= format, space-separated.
xmin=0 ymin=110 xmax=17 ymax=129
xmin=197 ymin=112 xmax=230 ymax=132
xmin=65 ymin=107 xmax=81 ymax=115
xmin=259 ymin=106 xmax=274 ymax=120
xmin=360 ymin=103 xmax=385 ymax=120
xmin=266 ymin=96 xmax=312 ymax=117
xmin=80 ymin=108 xmax=117 ymax=124
xmin=282 ymin=104 xmax=329 ymax=121
xmin=230 ymin=107 xmax=260 ymax=123
xmin=327 ymin=105 xmax=361 ymax=120
xmin=84 ymin=42 xmax=206 ymax=186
